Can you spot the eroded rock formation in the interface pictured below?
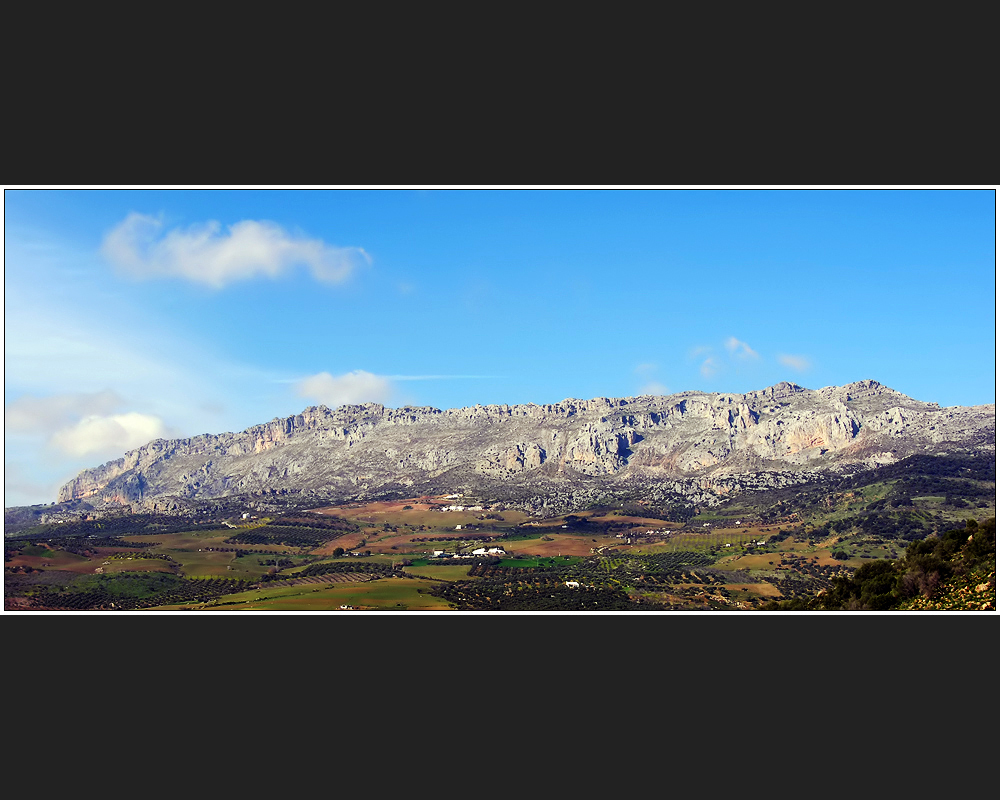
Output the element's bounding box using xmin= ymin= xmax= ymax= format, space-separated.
xmin=56 ymin=380 xmax=995 ymax=510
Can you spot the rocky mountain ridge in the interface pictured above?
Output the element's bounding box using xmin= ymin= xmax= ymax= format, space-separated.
xmin=55 ymin=380 xmax=995 ymax=513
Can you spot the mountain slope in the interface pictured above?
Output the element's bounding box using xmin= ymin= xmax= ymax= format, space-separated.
xmin=55 ymin=380 xmax=995 ymax=513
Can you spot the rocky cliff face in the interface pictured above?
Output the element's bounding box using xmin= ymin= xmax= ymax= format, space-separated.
xmin=56 ymin=380 xmax=995 ymax=510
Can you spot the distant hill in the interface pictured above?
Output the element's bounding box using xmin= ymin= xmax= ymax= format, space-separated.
xmin=40 ymin=380 xmax=996 ymax=518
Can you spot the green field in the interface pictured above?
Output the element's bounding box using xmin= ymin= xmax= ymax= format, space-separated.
xmin=122 ymin=530 xmax=302 ymax=577
xmin=155 ymin=577 xmax=453 ymax=611
xmin=497 ymin=556 xmax=583 ymax=568
xmin=122 ymin=530 xmax=232 ymax=549
xmin=158 ymin=549 xmax=236 ymax=576
xmin=403 ymin=564 xmax=472 ymax=581
xmin=99 ymin=557 xmax=175 ymax=575
xmin=641 ymin=528 xmax=772 ymax=552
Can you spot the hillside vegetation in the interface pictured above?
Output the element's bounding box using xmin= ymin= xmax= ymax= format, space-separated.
xmin=762 ymin=518 xmax=995 ymax=611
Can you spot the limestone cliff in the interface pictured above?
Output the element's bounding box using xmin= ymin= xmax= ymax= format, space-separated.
xmin=56 ymin=380 xmax=995 ymax=509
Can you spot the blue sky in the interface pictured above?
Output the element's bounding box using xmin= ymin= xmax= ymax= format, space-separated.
xmin=4 ymin=188 xmax=996 ymax=507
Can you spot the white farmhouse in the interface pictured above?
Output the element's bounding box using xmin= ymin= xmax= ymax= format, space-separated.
xmin=472 ymin=546 xmax=506 ymax=556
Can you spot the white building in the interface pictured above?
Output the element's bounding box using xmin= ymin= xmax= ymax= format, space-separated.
xmin=471 ymin=546 xmax=506 ymax=556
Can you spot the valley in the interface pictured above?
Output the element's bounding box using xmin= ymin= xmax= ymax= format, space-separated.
xmin=5 ymin=452 xmax=994 ymax=611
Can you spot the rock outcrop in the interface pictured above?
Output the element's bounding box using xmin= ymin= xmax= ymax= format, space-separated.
xmin=56 ymin=380 xmax=995 ymax=510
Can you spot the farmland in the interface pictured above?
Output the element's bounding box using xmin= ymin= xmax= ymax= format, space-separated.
xmin=5 ymin=465 xmax=996 ymax=612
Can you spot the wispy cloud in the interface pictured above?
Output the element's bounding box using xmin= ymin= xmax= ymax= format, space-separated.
xmin=634 ymin=363 xmax=668 ymax=395
xmin=5 ymin=392 xmax=172 ymax=459
xmin=385 ymin=374 xmax=499 ymax=381
xmin=725 ymin=336 xmax=759 ymax=359
xmin=102 ymin=213 xmax=370 ymax=288
xmin=778 ymin=354 xmax=812 ymax=372
xmin=640 ymin=381 xmax=670 ymax=396
xmin=690 ymin=338 xmax=759 ymax=382
xmin=295 ymin=371 xmax=394 ymax=407
xmin=3 ymin=266 xmax=285 ymax=504
xmin=5 ymin=391 xmax=123 ymax=434
xmin=291 ymin=371 xmax=500 ymax=408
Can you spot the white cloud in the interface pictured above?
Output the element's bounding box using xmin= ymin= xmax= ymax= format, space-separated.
xmin=778 ymin=354 xmax=812 ymax=372
xmin=385 ymin=374 xmax=497 ymax=381
xmin=700 ymin=357 xmax=718 ymax=379
xmin=4 ymin=225 xmax=306 ymax=506
xmin=634 ymin=364 xmax=668 ymax=395
xmin=294 ymin=371 xmax=394 ymax=408
xmin=640 ymin=381 xmax=670 ymax=396
xmin=725 ymin=336 xmax=759 ymax=359
xmin=5 ymin=391 xmax=123 ymax=434
xmin=5 ymin=391 xmax=170 ymax=459
xmin=101 ymin=213 xmax=371 ymax=288
xmin=48 ymin=412 xmax=170 ymax=458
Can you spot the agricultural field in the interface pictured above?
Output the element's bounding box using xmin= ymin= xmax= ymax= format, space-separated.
xmin=7 ymin=544 xmax=98 ymax=574
xmin=6 ymin=462 xmax=995 ymax=612
xmin=402 ymin=563 xmax=474 ymax=581
xmin=94 ymin=556 xmax=176 ymax=575
xmin=502 ymin=534 xmax=622 ymax=558
xmin=0 ymin=506 xmax=890 ymax=611
xmin=155 ymin=577 xmax=452 ymax=611
xmin=315 ymin=496 xmax=532 ymax=530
